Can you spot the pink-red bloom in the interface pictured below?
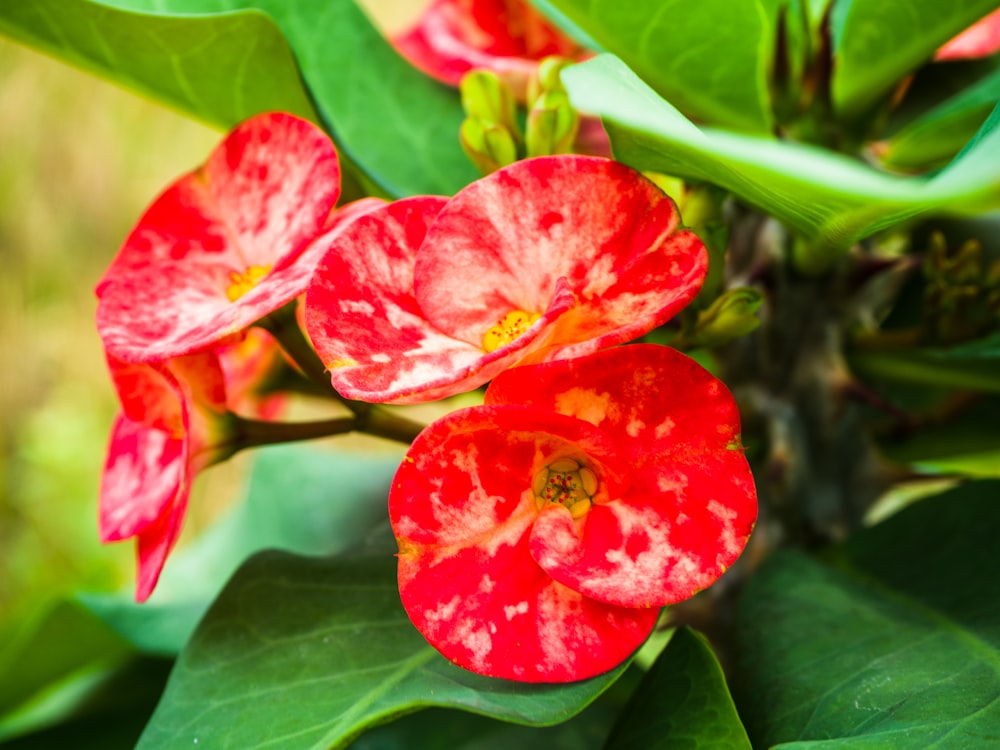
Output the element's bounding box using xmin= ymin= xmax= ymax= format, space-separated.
xmin=392 ymin=0 xmax=584 ymax=99
xmin=96 ymin=111 xmax=381 ymax=363
xmin=100 ymin=327 xmax=295 ymax=600
xmin=304 ymin=156 xmax=707 ymax=404
xmin=936 ymin=8 xmax=1000 ymax=61
xmin=390 ymin=344 xmax=757 ymax=682
xmin=100 ymin=352 xmax=233 ymax=601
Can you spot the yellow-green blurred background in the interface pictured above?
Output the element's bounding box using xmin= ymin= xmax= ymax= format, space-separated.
xmin=0 ymin=0 xmax=424 ymax=628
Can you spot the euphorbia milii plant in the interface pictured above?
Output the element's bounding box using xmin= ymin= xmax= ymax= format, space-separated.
xmin=390 ymin=344 xmax=757 ymax=682
xmin=305 ymin=155 xmax=707 ymax=403
xmin=95 ymin=111 xmax=381 ymax=363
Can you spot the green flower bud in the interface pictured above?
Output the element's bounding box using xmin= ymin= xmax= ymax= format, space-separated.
xmin=460 ymin=117 xmax=519 ymax=175
xmin=459 ymin=70 xmax=520 ymax=141
xmin=693 ymin=288 xmax=764 ymax=348
xmin=525 ymin=89 xmax=579 ymax=157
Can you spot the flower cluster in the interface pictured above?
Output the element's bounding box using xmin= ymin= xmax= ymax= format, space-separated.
xmin=96 ymin=101 xmax=756 ymax=678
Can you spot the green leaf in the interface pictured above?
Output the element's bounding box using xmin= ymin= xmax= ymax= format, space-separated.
xmin=80 ymin=443 xmax=403 ymax=656
xmin=830 ymin=0 xmax=1000 ymax=118
xmin=878 ymin=64 xmax=1000 ymax=171
xmin=538 ymin=0 xmax=778 ymax=133
xmin=849 ymin=332 xmax=1000 ymax=393
xmin=734 ymin=479 xmax=1000 ymax=748
xmin=0 ymin=658 xmax=171 ymax=750
xmin=604 ymin=627 xmax=751 ymax=750
xmin=0 ymin=0 xmax=318 ymax=128
xmin=3 ymin=0 xmax=478 ymax=197
xmin=349 ymin=666 xmax=641 ymax=749
xmin=877 ymin=396 xmax=1000 ymax=478
xmin=0 ymin=601 xmax=131 ymax=740
xmin=562 ymin=54 xmax=1000 ymax=257
xmin=136 ymin=551 xmax=631 ymax=750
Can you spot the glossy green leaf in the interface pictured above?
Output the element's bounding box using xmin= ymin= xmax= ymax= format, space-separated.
xmin=0 ymin=0 xmax=318 ymax=128
xmin=734 ymin=479 xmax=1000 ymax=748
xmin=136 ymin=551 xmax=631 ymax=750
xmin=878 ymin=64 xmax=1000 ymax=171
xmin=604 ymin=627 xmax=751 ymax=750
xmin=0 ymin=0 xmax=478 ymax=197
xmin=563 ymin=55 xmax=1000 ymax=257
xmin=349 ymin=667 xmax=640 ymax=749
xmin=831 ymin=0 xmax=1000 ymax=118
xmin=80 ymin=443 xmax=403 ymax=656
xmin=538 ymin=0 xmax=778 ymax=133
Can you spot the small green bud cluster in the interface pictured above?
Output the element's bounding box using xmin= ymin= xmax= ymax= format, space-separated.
xmin=922 ymin=231 xmax=1000 ymax=344
xmin=458 ymin=56 xmax=581 ymax=174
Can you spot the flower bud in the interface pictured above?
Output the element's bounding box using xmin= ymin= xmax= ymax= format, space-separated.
xmin=693 ymin=287 xmax=764 ymax=347
xmin=460 ymin=117 xmax=519 ymax=174
xmin=459 ymin=69 xmax=520 ymax=139
xmin=525 ymin=89 xmax=579 ymax=157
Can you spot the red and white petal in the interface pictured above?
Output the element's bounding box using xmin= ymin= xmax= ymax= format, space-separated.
xmin=414 ymin=157 xmax=706 ymax=353
xmin=488 ymin=345 xmax=757 ymax=607
xmin=390 ymin=404 xmax=619 ymax=549
xmin=306 ymin=197 xmax=569 ymax=403
xmin=107 ymin=356 xmax=184 ymax=435
xmin=398 ymin=530 xmax=659 ymax=682
xmin=96 ymin=112 xmax=341 ymax=361
xmin=529 ymin=457 xmax=756 ymax=608
xmin=487 ymin=345 xmax=745 ymax=466
xmin=99 ymin=415 xmax=184 ymax=543
xmin=134 ymin=483 xmax=191 ymax=603
xmin=391 ymin=0 xmax=582 ymax=99
xmin=936 ymin=8 xmax=1000 ymax=60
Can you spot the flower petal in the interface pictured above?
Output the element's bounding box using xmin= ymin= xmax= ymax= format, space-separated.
xmin=96 ymin=112 xmax=341 ymax=361
xmin=398 ymin=531 xmax=658 ymax=682
xmin=99 ymin=414 xmax=184 ymax=543
xmin=391 ymin=0 xmax=582 ymax=98
xmin=414 ymin=156 xmax=707 ymax=356
xmin=391 ymin=404 xmax=654 ymax=681
xmin=488 ymin=345 xmax=757 ymax=608
xmin=936 ymin=8 xmax=1000 ymax=60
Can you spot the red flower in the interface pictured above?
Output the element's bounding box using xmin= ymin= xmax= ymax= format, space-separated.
xmin=392 ymin=0 xmax=584 ymax=99
xmin=389 ymin=344 xmax=757 ymax=682
xmin=100 ymin=352 xmax=233 ymax=601
xmin=304 ymin=156 xmax=707 ymax=404
xmin=96 ymin=111 xmax=381 ymax=363
xmin=936 ymin=8 xmax=1000 ymax=61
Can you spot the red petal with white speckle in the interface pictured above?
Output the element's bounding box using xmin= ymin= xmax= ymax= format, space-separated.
xmin=305 ymin=157 xmax=707 ymax=403
xmin=391 ymin=0 xmax=583 ymax=99
xmin=487 ymin=344 xmax=757 ymax=608
xmin=96 ymin=112 xmax=341 ymax=362
xmin=390 ymin=404 xmax=656 ymax=681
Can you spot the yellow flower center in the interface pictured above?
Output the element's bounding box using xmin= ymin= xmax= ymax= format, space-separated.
xmin=532 ymin=457 xmax=597 ymax=519
xmin=482 ymin=309 xmax=541 ymax=353
xmin=226 ymin=264 xmax=272 ymax=302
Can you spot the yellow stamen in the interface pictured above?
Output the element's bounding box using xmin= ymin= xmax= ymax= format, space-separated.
xmin=533 ymin=457 xmax=598 ymax=517
xmin=226 ymin=264 xmax=272 ymax=302
xmin=482 ymin=309 xmax=541 ymax=352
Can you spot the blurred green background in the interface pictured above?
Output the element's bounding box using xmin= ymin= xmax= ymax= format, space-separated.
xmin=0 ymin=36 xmax=219 ymax=624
